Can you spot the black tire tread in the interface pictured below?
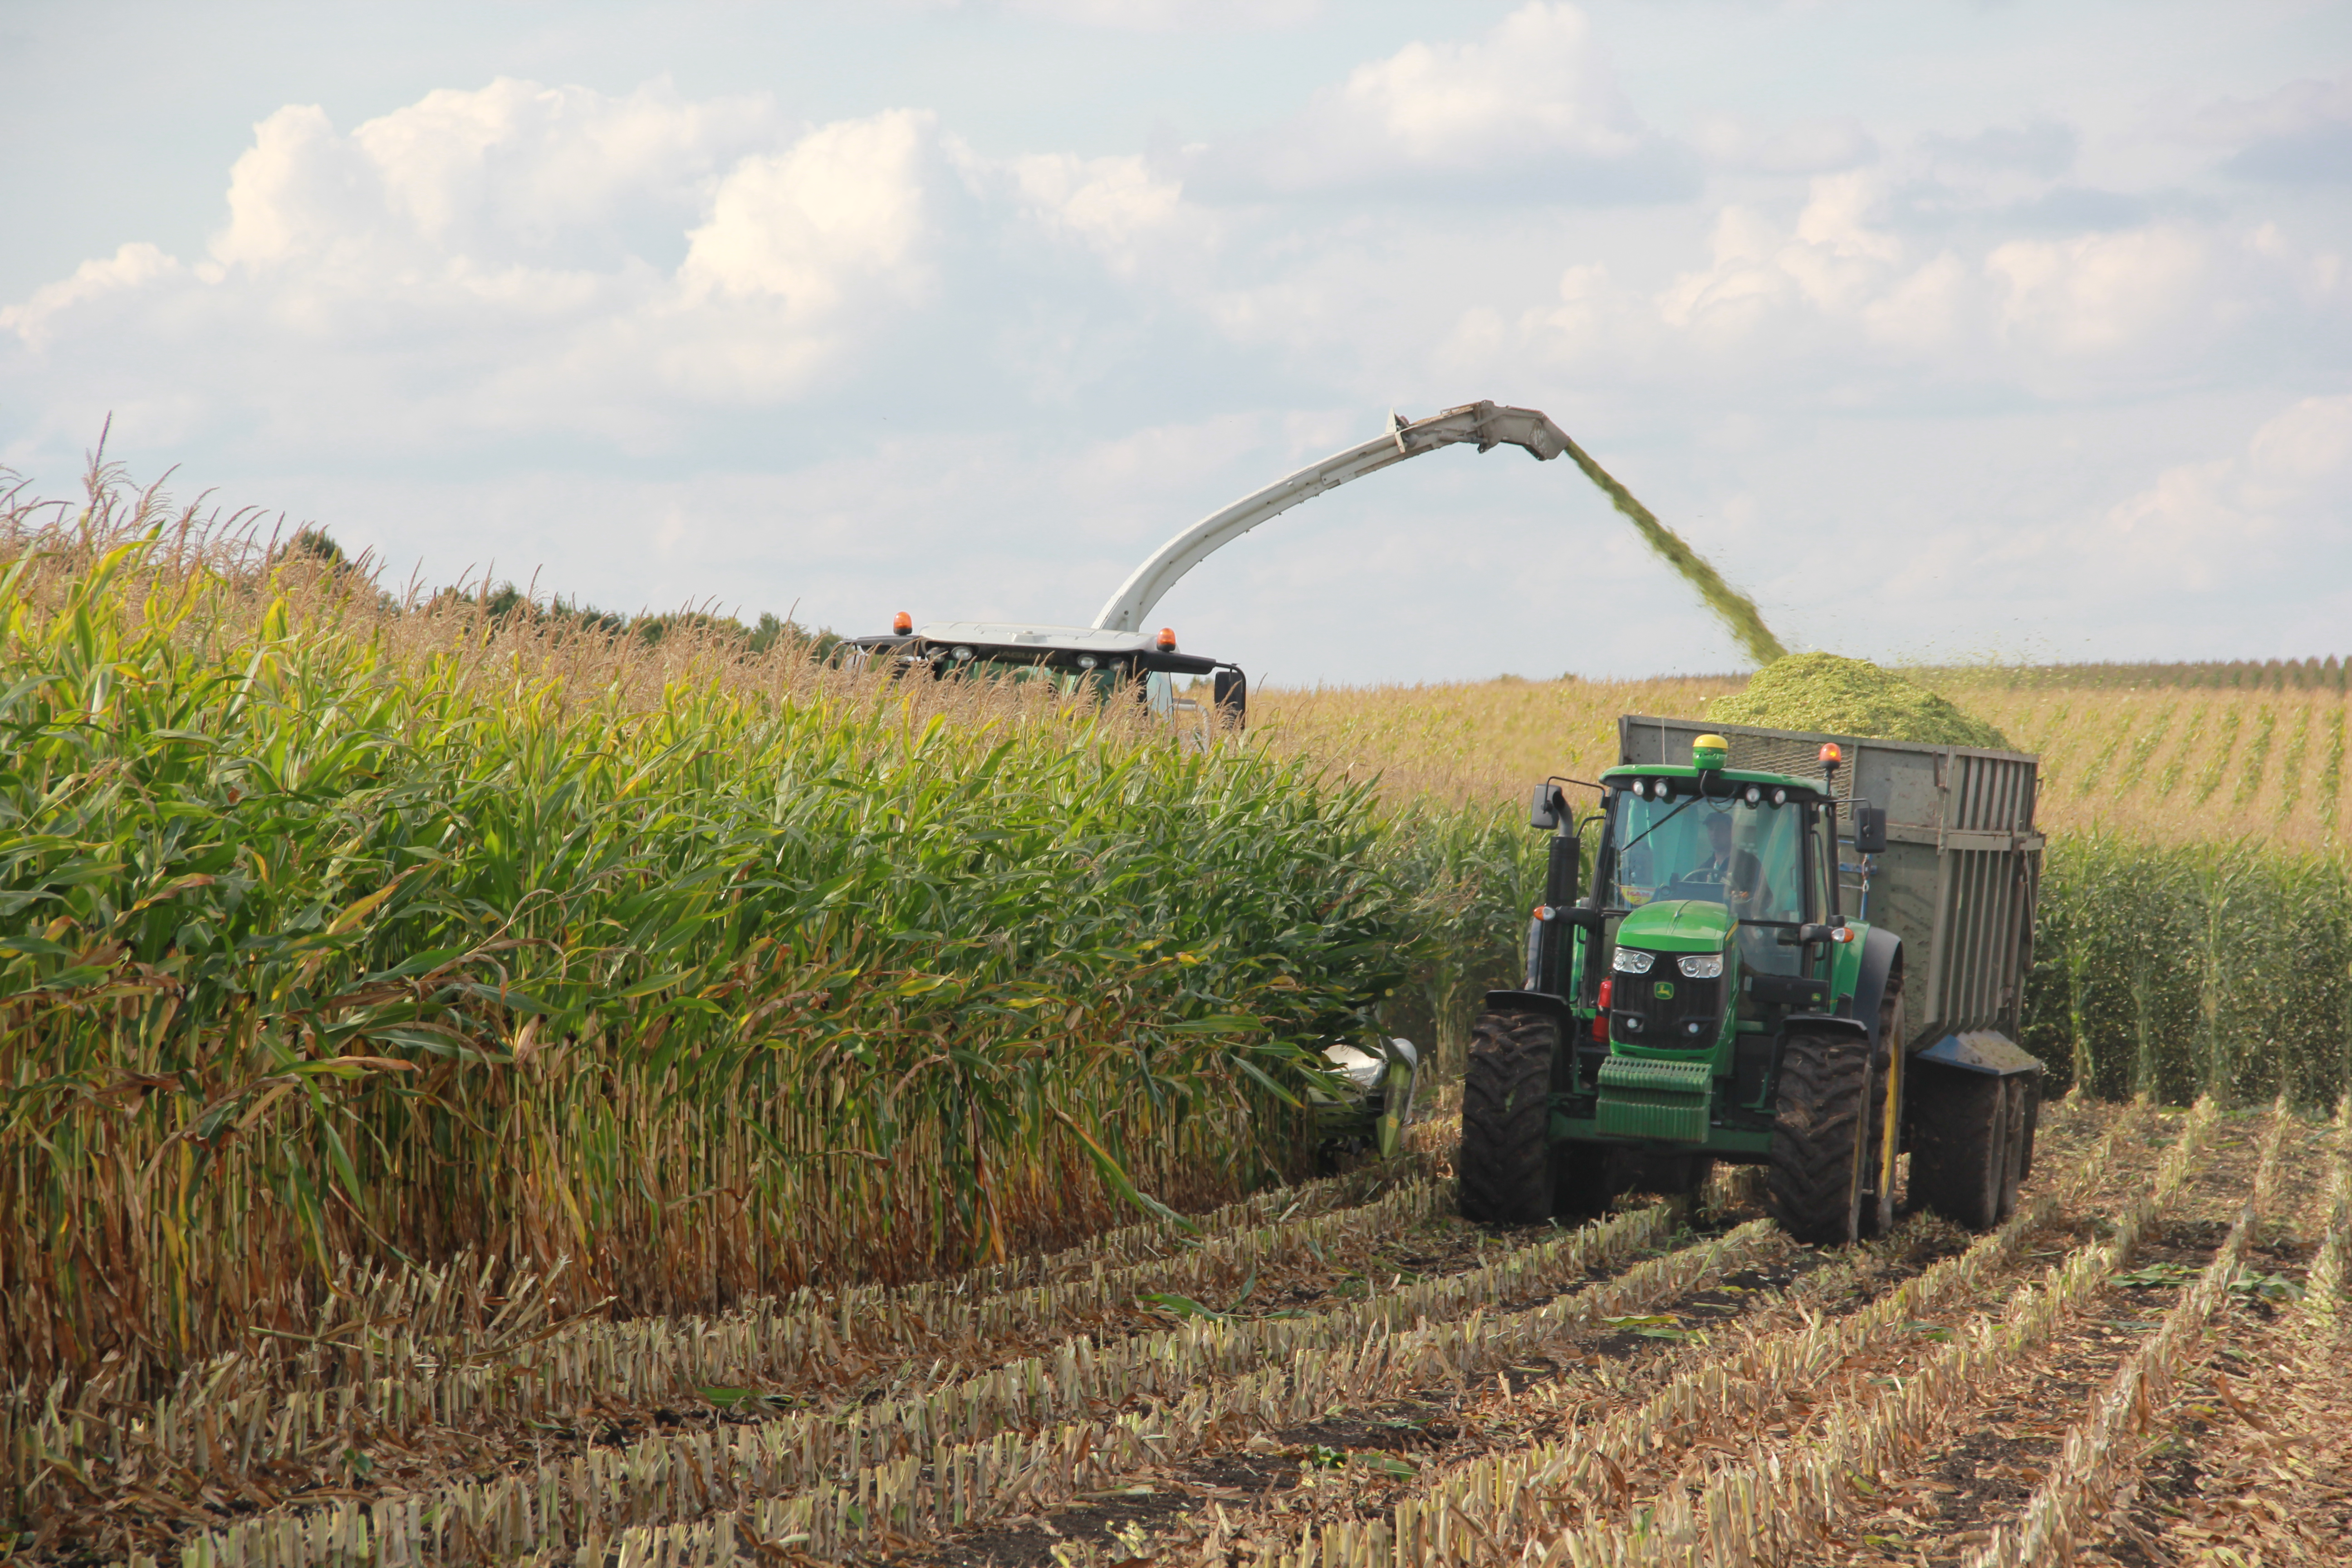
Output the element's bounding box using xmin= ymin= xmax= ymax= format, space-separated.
xmin=1458 ymin=1011 xmax=1558 ymax=1223
xmin=1767 ymin=1033 xmax=1869 ymax=1245
xmin=1910 ymin=1068 xmax=2009 ymax=1230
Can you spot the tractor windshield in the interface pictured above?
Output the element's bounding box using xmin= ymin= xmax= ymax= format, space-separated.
xmin=1609 ymin=789 xmax=1806 ymax=928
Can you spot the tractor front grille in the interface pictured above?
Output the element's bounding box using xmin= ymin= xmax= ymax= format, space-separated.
xmin=1612 ymin=972 xmax=1722 ymax=1047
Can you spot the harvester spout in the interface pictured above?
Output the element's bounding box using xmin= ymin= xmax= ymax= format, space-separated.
xmin=1090 ymin=401 xmax=1571 ymax=634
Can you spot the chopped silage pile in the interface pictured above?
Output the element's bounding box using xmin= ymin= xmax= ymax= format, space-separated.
xmin=1708 ymin=652 xmax=2011 ymax=749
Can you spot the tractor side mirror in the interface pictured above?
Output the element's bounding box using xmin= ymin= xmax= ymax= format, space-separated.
xmin=1854 ymin=804 xmax=1888 ymax=855
xmin=1531 ymin=783 xmax=1567 ymax=830
xmin=1211 ymin=668 xmax=1248 ymax=727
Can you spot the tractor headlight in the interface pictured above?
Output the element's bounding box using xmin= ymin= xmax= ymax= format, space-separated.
xmin=1613 ymin=948 xmax=1655 ymax=975
xmin=1678 ymin=954 xmax=1724 ymax=979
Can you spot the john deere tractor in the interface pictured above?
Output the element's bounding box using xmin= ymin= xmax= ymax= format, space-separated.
xmin=1460 ymin=720 xmax=2044 ymax=1244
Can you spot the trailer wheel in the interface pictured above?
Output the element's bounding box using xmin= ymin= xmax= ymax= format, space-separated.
xmin=1909 ymin=1068 xmax=2012 ymax=1230
xmin=1767 ymin=1031 xmax=1871 ymax=1245
xmin=1459 ymin=1010 xmax=1558 ymax=1223
xmin=1998 ymin=1076 xmax=2029 ymax=1220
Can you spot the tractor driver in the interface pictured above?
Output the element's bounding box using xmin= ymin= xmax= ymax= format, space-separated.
xmin=1687 ymin=812 xmax=1777 ymax=916
xmin=1692 ymin=813 xmax=1735 ymax=884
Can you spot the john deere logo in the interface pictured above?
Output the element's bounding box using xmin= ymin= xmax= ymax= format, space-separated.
xmin=1653 ymin=980 xmax=1676 ymax=1000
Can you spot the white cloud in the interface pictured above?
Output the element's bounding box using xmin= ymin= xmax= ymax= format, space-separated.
xmin=2097 ymin=395 xmax=2352 ymax=599
xmin=1203 ymin=2 xmax=1689 ymax=200
xmin=1987 ymin=225 xmax=2213 ymax=357
xmin=1004 ymin=152 xmax=1202 ymax=278
xmin=998 ymin=0 xmax=1320 ymax=27
xmin=0 ymin=243 xmax=181 ymax=350
xmin=681 ymin=111 xmax=941 ymax=309
xmin=1653 ymin=173 xmax=1976 ymax=358
xmin=1693 ymin=115 xmax=1877 ymax=176
xmin=2189 ymin=74 xmax=2352 ymax=184
xmin=660 ymin=110 xmax=960 ymax=398
xmin=2 ymin=87 xmax=1071 ymax=446
xmin=209 ymin=80 xmax=775 ymax=278
xmin=1920 ymin=120 xmax=2078 ymax=179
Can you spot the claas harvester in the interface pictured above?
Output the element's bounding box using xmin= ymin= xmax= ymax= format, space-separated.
xmin=1461 ymin=716 xmax=2047 ymax=1244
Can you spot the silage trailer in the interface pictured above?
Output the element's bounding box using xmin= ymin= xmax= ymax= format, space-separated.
xmin=1462 ymin=715 xmax=2047 ymax=1244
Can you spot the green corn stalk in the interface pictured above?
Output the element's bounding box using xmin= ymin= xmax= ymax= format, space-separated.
xmin=0 ymin=515 xmax=1422 ymax=1395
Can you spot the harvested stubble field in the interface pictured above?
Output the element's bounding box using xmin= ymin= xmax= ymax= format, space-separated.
xmin=8 ymin=469 xmax=2352 ymax=1565
xmin=30 ymin=1096 xmax=2350 ymax=1567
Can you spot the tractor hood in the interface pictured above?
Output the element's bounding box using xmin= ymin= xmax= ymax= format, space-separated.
xmin=1616 ymin=899 xmax=1733 ymax=953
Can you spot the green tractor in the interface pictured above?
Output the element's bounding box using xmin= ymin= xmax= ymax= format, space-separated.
xmin=1460 ymin=718 xmax=2045 ymax=1244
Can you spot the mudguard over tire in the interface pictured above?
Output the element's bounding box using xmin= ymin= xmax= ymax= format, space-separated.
xmin=1909 ymin=1066 xmax=2020 ymax=1230
xmin=1767 ymin=1031 xmax=1872 ymax=1245
xmin=1459 ymin=1010 xmax=1558 ymax=1223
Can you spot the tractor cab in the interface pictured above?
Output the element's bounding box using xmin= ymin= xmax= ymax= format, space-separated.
xmin=843 ymin=618 xmax=1247 ymax=732
xmin=1605 ymin=771 xmax=1816 ymax=980
xmin=1580 ymin=745 xmax=1857 ymax=1097
xmin=1473 ymin=731 xmax=1900 ymax=1242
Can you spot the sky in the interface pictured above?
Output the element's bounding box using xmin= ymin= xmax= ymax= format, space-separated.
xmin=2 ymin=0 xmax=2348 ymax=684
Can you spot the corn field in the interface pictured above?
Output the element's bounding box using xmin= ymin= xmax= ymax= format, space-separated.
xmin=1258 ymin=671 xmax=2352 ymax=850
xmin=0 ymin=481 xmax=1423 ymax=1406
xmin=8 ymin=469 xmax=2352 ymax=1563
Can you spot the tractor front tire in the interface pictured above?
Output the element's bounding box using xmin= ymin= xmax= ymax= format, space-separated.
xmin=1459 ymin=1010 xmax=1558 ymax=1224
xmin=1909 ymin=1068 xmax=2018 ymax=1230
xmin=1767 ymin=1031 xmax=1871 ymax=1245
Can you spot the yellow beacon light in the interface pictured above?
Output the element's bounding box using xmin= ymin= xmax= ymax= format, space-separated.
xmin=1692 ymin=733 xmax=1730 ymax=771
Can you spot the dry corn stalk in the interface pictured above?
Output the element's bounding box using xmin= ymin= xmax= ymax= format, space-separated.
xmin=1966 ymin=1102 xmax=2294 ymax=1567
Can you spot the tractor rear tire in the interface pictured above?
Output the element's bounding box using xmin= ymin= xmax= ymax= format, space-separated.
xmin=1910 ymin=1069 xmax=2016 ymax=1230
xmin=1767 ymin=1031 xmax=1871 ymax=1245
xmin=1459 ymin=1010 xmax=1558 ymax=1224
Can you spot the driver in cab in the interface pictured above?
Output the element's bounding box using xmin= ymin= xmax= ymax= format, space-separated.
xmin=1686 ymin=813 xmax=1771 ymax=912
xmin=1690 ymin=813 xmax=1735 ymax=885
